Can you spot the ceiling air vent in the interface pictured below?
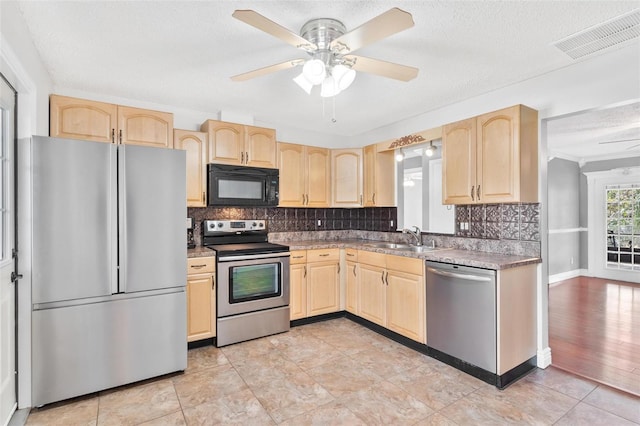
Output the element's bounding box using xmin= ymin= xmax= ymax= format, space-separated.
xmin=552 ymin=9 xmax=640 ymax=59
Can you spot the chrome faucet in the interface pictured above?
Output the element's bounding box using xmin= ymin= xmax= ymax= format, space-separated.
xmin=402 ymin=226 xmax=423 ymax=246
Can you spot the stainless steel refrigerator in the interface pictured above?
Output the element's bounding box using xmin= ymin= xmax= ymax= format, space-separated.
xmin=28 ymin=136 xmax=187 ymax=406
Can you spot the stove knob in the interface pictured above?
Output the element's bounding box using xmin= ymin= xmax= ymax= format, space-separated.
xmin=252 ymin=222 xmax=257 ymax=228
xmin=258 ymin=222 xmax=264 ymax=227
xmin=217 ymin=222 xmax=223 ymax=228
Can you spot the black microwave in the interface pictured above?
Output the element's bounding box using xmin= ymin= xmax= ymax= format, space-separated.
xmin=207 ymin=164 xmax=279 ymax=207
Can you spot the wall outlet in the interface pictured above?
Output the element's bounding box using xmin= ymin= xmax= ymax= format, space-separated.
xmin=317 ymin=219 xmax=322 ymax=226
xmin=390 ymin=220 xmax=394 ymax=228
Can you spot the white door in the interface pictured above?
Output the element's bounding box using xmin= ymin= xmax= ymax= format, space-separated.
xmin=0 ymin=75 xmax=17 ymax=424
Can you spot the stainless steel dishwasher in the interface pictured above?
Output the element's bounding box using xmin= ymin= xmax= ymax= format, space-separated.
xmin=426 ymin=261 xmax=497 ymax=373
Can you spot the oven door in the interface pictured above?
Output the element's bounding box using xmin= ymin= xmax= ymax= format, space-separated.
xmin=217 ymin=252 xmax=290 ymax=317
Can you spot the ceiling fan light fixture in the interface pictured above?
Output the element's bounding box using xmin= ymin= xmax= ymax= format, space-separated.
xmin=320 ymin=75 xmax=340 ymax=97
xmin=302 ymin=59 xmax=326 ymax=85
xmin=332 ymin=64 xmax=356 ymax=90
xmin=293 ymin=73 xmax=313 ymax=94
xmin=395 ymin=150 xmax=405 ymax=162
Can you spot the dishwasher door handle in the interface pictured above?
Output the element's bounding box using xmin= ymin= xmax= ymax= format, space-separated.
xmin=427 ymin=267 xmax=493 ymax=282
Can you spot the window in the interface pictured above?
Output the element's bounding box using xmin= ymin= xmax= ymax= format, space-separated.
xmin=606 ymin=183 xmax=640 ymax=271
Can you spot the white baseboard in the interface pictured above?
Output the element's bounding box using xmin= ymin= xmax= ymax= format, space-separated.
xmin=549 ymin=269 xmax=588 ymax=284
xmin=537 ymin=347 xmax=552 ymax=368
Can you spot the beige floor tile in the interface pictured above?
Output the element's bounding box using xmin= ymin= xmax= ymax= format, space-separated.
xmin=219 ymin=336 xmax=278 ymax=363
xmin=439 ymin=389 xmax=541 ymax=425
xmin=279 ymin=400 xmax=367 ymax=426
xmin=387 ymin=363 xmax=479 ymax=410
xmin=249 ymin=370 xmax=334 ymax=423
xmin=352 ymin=346 xmax=423 ymax=379
xmin=26 ymin=396 xmax=98 ymax=426
xmin=555 ymin=401 xmax=638 ymax=426
xmin=583 ymin=385 xmax=640 ymax=423
xmin=232 ymin=350 xmax=304 ymax=388
xmin=182 ymin=388 xmax=275 ymax=425
xmin=97 ymin=379 xmax=180 ymax=426
xmin=172 ymin=364 xmax=247 ymax=409
xmin=306 ymin=355 xmax=384 ymax=397
xmin=341 ymin=380 xmax=433 ymax=424
xmin=269 ymin=332 xmax=344 ymax=370
xmin=474 ymin=380 xmax=580 ymax=424
xmin=414 ymin=412 xmax=460 ymax=426
xmin=524 ymin=366 xmax=598 ymax=400
xmin=185 ymin=345 xmax=230 ymax=374
xmin=136 ymin=410 xmax=185 ymax=425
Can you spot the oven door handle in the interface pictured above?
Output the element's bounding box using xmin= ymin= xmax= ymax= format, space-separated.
xmin=218 ymin=252 xmax=291 ymax=262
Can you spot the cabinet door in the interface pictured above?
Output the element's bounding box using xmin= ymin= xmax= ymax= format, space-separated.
xmin=358 ymin=263 xmax=386 ymax=326
xmin=477 ymin=106 xmax=520 ymax=203
xmin=277 ymin=142 xmax=305 ymax=207
xmin=364 ymin=145 xmax=395 ymax=207
xmin=245 ymin=125 xmax=277 ymax=168
xmin=363 ymin=145 xmax=376 ymax=206
xmin=386 ymin=270 xmax=425 ymax=343
xmin=290 ymin=263 xmax=307 ymax=320
xmin=307 ymin=261 xmax=340 ymax=316
xmin=186 ymin=275 xmax=215 ymax=342
xmin=306 ymin=146 xmax=331 ymax=207
xmin=175 ymin=130 xmax=207 ymax=207
xmin=442 ymin=117 xmax=476 ymax=204
xmin=50 ymin=95 xmax=117 ymax=143
xmin=346 ymin=260 xmax=359 ymax=314
xmin=118 ymin=106 xmax=174 ymax=148
xmin=202 ymin=120 xmax=245 ymax=165
xmin=331 ymin=148 xmax=363 ymax=207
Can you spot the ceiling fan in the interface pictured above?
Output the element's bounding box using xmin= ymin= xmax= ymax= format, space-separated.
xmin=231 ymin=8 xmax=419 ymax=97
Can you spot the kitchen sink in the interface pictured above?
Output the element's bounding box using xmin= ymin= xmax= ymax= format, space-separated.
xmin=364 ymin=242 xmax=437 ymax=252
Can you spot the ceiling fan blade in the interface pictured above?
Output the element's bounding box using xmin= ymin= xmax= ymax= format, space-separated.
xmin=330 ymin=8 xmax=414 ymax=53
xmin=231 ymin=59 xmax=304 ymax=81
xmin=232 ymin=10 xmax=317 ymax=52
xmin=346 ymin=55 xmax=418 ymax=82
xmin=598 ymin=138 xmax=640 ymax=144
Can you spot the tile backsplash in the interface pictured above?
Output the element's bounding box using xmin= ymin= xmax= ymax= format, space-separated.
xmin=455 ymin=203 xmax=540 ymax=241
xmin=187 ymin=207 xmax=398 ymax=246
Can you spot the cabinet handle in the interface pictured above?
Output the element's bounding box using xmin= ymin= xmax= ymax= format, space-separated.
xmin=337 ymin=263 xmax=340 ymax=274
xmin=190 ymin=264 xmax=207 ymax=269
xmin=319 ymin=253 xmax=330 ymax=257
xmin=119 ymin=129 xmax=123 ymax=144
xmin=360 ymin=195 xmax=363 ymax=205
xmin=212 ymin=276 xmax=215 ymax=289
xmin=381 ymin=271 xmax=385 ymax=284
xmin=293 ymin=255 xmax=304 ymax=259
xmin=111 ymin=128 xmax=115 ymax=144
xmin=352 ymin=264 xmax=356 ymax=276
xmin=477 ymin=185 xmax=481 ymax=200
xmin=305 ymin=194 xmax=308 ymax=205
xmin=202 ymin=192 xmax=205 ymax=203
xmin=245 ymin=151 xmax=249 ymax=164
xmin=471 ymin=185 xmax=475 ymax=201
xmin=373 ymin=193 xmax=376 ymax=205
xmin=241 ymin=152 xmax=244 ymax=164
xmin=347 ymin=253 xmax=355 ymax=257
xmin=303 ymin=265 xmax=307 ymax=278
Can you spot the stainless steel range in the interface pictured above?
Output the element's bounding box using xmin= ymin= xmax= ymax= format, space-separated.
xmin=203 ymin=219 xmax=290 ymax=346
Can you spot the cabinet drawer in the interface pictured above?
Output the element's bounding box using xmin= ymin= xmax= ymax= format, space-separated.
xmin=306 ymin=248 xmax=340 ymax=263
xmin=187 ymin=257 xmax=215 ymax=275
xmin=345 ymin=248 xmax=358 ymax=261
xmin=290 ymin=250 xmax=307 ymax=264
xmin=386 ymin=255 xmax=423 ymax=276
xmin=358 ymin=250 xmax=386 ymax=267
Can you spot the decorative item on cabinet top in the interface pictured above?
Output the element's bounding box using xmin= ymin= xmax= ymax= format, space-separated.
xmin=49 ymin=94 xmax=174 ymax=148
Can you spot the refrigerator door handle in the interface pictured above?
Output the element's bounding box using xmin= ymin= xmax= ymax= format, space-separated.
xmin=110 ymin=144 xmax=119 ymax=295
xmin=117 ymin=145 xmax=127 ymax=294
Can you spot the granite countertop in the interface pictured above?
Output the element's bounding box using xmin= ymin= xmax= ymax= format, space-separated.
xmin=284 ymin=239 xmax=539 ymax=270
xmin=188 ymin=239 xmax=540 ymax=270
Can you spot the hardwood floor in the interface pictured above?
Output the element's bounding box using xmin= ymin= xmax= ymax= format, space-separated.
xmin=549 ymin=276 xmax=640 ymax=396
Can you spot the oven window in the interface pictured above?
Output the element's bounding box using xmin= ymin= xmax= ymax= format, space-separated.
xmin=230 ymin=263 xmax=281 ymax=303
xmin=219 ymin=178 xmax=263 ymax=200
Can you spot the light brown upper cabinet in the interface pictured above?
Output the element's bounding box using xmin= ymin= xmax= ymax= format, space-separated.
xmin=442 ymin=105 xmax=538 ymax=204
xmin=174 ymin=129 xmax=207 ymax=207
xmin=363 ymin=144 xmax=395 ymax=207
xmin=50 ymin=95 xmax=174 ymax=148
xmin=331 ymin=148 xmax=363 ymax=207
xmin=200 ymin=120 xmax=277 ymax=168
xmin=277 ymin=142 xmax=330 ymax=207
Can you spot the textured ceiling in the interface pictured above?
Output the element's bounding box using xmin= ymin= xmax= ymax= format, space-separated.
xmin=14 ymin=1 xmax=640 ymax=159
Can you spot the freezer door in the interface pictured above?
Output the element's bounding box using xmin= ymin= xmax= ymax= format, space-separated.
xmin=119 ymin=144 xmax=186 ymax=293
xmin=32 ymin=136 xmax=117 ymax=304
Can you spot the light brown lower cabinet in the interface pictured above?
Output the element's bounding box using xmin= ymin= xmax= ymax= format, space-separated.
xmin=186 ymin=257 xmax=216 ymax=342
xmin=289 ymin=248 xmax=341 ymax=320
xmin=357 ymin=251 xmax=425 ymax=343
xmin=345 ymin=248 xmax=359 ymax=314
